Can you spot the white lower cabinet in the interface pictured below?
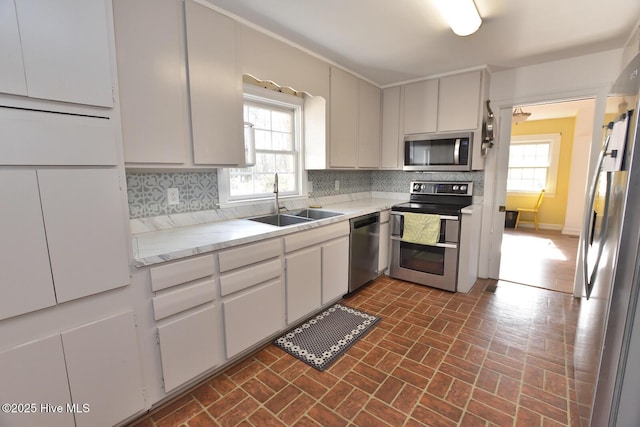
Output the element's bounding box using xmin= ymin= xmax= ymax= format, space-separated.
xmin=157 ymin=305 xmax=222 ymax=393
xmin=284 ymin=221 xmax=350 ymax=324
xmin=0 ymin=334 xmax=74 ymax=427
xmin=286 ymin=246 xmax=322 ymax=325
xmin=0 ymin=312 xmax=145 ymax=427
xmin=218 ymin=238 xmax=284 ymax=358
xmin=223 ymin=279 xmax=284 ymax=358
xmin=61 ymin=312 xmax=145 ymax=427
xmin=321 ymin=237 xmax=349 ymax=304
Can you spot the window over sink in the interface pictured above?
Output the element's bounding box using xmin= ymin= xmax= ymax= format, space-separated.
xmin=218 ymin=85 xmax=307 ymax=206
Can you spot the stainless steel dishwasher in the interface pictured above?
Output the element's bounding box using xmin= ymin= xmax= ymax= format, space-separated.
xmin=349 ymin=212 xmax=380 ymax=293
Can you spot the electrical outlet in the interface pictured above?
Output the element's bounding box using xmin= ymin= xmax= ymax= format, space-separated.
xmin=334 ymin=180 xmax=340 ymax=191
xmin=167 ymin=188 xmax=179 ymax=205
xmin=308 ymin=181 xmax=313 ymax=193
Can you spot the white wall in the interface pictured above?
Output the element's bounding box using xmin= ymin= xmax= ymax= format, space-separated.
xmin=563 ymin=103 xmax=596 ymax=236
xmin=479 ymin=49 xmax=624 ymax=295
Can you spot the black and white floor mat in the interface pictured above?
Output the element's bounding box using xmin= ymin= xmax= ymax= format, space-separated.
xmin=274 ymin=303 xmax=381 ymax=371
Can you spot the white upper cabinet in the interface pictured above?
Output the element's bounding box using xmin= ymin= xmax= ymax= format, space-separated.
xmin=185 ymin=0 xmax=244 ymax=166
xmin=381 ymin=86 xmax=402 ymax=169
xmin=0 ymin=0 xmax=27 ymax=96
xmin=358 ymin=80 xmax=381 ymax=168
xmin=307 ymin=67 xmax=381 ymax=170
xmin=115 ymin=0 xmax=245 ymax=168
xmin=3 ymin=0 xmax=114 ymax=107
xmin=403 ymin=79 xmax=438 ymax=135
xmin=113 ymin=0 xmax=188 ymax=165
xmin=330 ymin=67 xmax=359 ymax=168
xmin=401 ymin=70 xmax=484 ymax=135
xmin=437 ymin=71 xmax=482 ymax=132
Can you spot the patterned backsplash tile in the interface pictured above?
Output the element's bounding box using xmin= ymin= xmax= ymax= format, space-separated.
xmin=126 ymin=169 xmax=484 ymax=219
xmin=127 ymin=172 xmax=219 ymax=219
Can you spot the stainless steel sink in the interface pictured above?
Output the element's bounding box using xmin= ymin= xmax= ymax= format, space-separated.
xmin=248 ymin=214 xmax=313 ymax=227
xmin=289 ymin=209 xmax=344 ymax=219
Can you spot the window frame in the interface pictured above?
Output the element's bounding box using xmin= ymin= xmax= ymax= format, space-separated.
xmin=218 ymin=84 xmax=307 ymax=207
xmin=507 ymin=133 xmax=561 ymax=195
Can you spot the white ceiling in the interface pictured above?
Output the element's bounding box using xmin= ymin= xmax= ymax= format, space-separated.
xmin=204 ymin=0 xmax=640 ymax=87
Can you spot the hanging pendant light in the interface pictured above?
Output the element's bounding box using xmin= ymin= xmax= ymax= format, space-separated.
xmin=512 ymin=106 xmax=531 ymax=124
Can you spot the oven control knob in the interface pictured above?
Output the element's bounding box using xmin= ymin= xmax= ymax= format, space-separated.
xmin=460 ymin=185 xmax=467 ymax=192
xmin=453 ymin=185 xmax=459 ymax=191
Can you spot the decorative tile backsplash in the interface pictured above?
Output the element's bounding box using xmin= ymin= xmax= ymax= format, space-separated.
xmin=370 ymin=170 xmax=484 ymax=195
xmin=127 ymin=172 xmax=219 ymax=219
xmin=126 ymin=169 xmax=484 ymax=219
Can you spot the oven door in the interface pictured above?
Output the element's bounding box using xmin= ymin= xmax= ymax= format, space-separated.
xmin=389 ymin=212 xmax=459 ymax=291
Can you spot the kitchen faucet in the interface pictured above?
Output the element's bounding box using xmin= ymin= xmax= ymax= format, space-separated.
xmin=273 ymin=173 xmax=280 ymax=214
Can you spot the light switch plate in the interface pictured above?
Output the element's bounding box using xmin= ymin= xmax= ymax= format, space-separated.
xmin=167 ymin=188 xmax=179 ymax=205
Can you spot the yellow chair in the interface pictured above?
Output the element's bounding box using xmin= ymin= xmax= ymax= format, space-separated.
xmin=515 ymin=189 xmax=545 ymax=231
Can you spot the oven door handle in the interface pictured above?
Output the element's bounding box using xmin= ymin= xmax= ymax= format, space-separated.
xmin=390 ymin=211 xmax=459 ymax=221
xmin=390 ymin=236 xmax=457 ymax=249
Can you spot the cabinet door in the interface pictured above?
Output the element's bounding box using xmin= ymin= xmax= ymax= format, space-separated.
xmin=157 ymin=305 xmax=222 ymax=392
xmin=437 ymin=71 xmax=481 ymax=132
xmin=322 ymin=237 xmax=349 ymax=304
xmin=0 ymin=170 xmax=56 ymax=320
xmin=38 ymin=169 xmax=130 ymax=303
xmin=0 ymin=0 xmax=27 ymax=96
xmin=62 ymin=312 xmax=145 ymax=427
xmin=286 ymin=247 xmax=322 ymax=324
xmin=114 ymin=0 xmax=188 ymax=164
xmin=403 ymin=79 xmax=438 ymax=135
xmin=378 ymin=221 xmax=390 ymax=273
xmin=381 ymin=86 xmax=402 ymax=169
xmin=14 ymin=0 xmax=113 ymax=107
xmin=330 ymin=67 xmax=358 ymax=168
xmin=223 ymin=280 xmax=284 ymax=358
xmin=185 ymin=0 xmax=244 ymax=166
xmin=358 ymin=80 xmax=381 ymax=168
xmin=0 ymin=335 xmax=74 ymax=427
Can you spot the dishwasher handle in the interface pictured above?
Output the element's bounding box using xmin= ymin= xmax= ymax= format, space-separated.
xmin=351 ymin=213 xmax=379 ymax=230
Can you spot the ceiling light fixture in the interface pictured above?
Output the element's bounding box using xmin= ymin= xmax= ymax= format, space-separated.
xmin=432 ymin=0 xmax=482 ymax=36
xmin=512 ymin=106 xmax=532 ymax=124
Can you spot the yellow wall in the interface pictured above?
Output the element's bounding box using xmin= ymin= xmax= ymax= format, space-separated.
xmin=507 ymin=117 xmax=576 ymax=228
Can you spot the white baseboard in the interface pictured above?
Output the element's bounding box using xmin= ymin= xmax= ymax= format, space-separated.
xmin=562 ymin=227 xmax=581 ymax=236
xmin=513 ymin=222 xmax=563 ymax=231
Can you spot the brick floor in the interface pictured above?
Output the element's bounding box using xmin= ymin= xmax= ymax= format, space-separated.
xmin=128 ymin=276 xmax=581 ymax=426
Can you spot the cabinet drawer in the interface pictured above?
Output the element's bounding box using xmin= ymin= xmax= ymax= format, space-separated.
xmin=218 ymin=238 xmax=281 ymax=272
xmin=220 ymin=259 xmax=281 ymax=297
xmin=153 ymin=279 xmax=216 ymax=321
xmin=284 ymin=221 xmax=350 ymax=253
xmin=0 ymin=108 xmax=118 ymax=166
xmin=150 ymin=254 xmax=215 ymax=292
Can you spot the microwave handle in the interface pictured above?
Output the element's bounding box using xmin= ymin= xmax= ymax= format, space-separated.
xmin=453 ymin=138 xmax=461 ymax=164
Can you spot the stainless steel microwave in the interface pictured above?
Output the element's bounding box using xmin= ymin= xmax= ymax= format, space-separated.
xmin=403 ymin=132 xmax=473 ymax=171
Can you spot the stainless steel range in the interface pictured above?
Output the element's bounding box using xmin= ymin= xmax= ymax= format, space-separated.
xmin=389 ymin=181 xmax=473 ymax=291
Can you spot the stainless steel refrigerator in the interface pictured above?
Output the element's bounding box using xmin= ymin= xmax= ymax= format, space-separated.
xmin=574 ymin=53 xmax=640 ymax=426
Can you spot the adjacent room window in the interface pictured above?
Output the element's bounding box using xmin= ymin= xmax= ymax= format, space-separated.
xmin=507 ymin=133 xmax=561 ymax=194
xmin=218 ymin=85 xmax=305 ymax=205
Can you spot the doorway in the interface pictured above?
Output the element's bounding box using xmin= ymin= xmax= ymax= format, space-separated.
xmin=496 ymin=99 xmax=595 ymax=294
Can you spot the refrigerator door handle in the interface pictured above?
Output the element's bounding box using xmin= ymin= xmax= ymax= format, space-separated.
xmin=581 ymin=136 xmax=612 ymax=298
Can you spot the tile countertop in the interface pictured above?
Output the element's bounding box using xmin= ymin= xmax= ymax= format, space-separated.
xmin=132 ymin=198 xmax=405 ymax=267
